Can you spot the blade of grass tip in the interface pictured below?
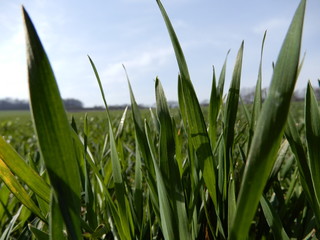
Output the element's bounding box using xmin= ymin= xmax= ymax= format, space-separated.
xmin=260 ymin=195 xmax=290 ymax=240
xmin=217 ymin=50 xmax=230 ymax=101
xmin=305 ymin=82 xmax=320 ymax=207
xmin=0 ymin=137 xmax=50 ymax=203
xmin=208 ymin=66 xmax=218 ymax=148
xmin=22 ymin=7 xmax=81 ymax=239
xmin=157 ymin=0 xmax=217 ymax=208
xmin=224 ymin=41 xmax=244 ymax=168
xmin=115 ymin=106 xmax=128 ymax=139
xmin=209 ymin=52 xmax=229 ymax=150
xmin=230 ymin=1 xmax=306 ymax=239
xmin=124 ymin=65 xmax=157 ymax=197
xmin=88 ymin=55 xmax=112 ymax=124
xmin=29 ymin=224 xmax=50 ymax=240
xmin=0 ymin=159 xmax=46 ymax=222
xmin=248 ymin=31 xmax=267 ymax=150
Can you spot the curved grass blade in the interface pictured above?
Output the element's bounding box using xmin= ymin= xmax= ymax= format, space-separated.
xmin=88 ymin=55 xmax=111 ymax=121
xmin=230 ymin=1 xmax=306 ymax=238
xmin=0 ymin=159 xmax=46 ymax=222
xmin=305 ymin=82 xmax=320 ymax=207
xmin=0 ymin=137 xmax=50 ymax=203
xmin=0 ymin=206 xmax=23 ymax=240
xmin=23 ymin=7 xmax=81 ymax=239
xmin=157 ymin=0 xmax=217 ymax=207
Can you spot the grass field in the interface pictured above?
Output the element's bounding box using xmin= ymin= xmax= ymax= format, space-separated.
xmin=1 ymin=0 xmax=320 ymax=239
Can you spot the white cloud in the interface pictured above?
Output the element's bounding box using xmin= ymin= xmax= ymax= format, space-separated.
xmin=100 ymin=46 xmax=173 ymax=85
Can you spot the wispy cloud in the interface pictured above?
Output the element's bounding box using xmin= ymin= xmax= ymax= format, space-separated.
xmin=253 ymin=18 xmax=289 ymax=35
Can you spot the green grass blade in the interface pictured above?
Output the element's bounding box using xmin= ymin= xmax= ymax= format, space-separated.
xmin=155 ymin=77 xmax=175 ymax=181
xmin=109 ymin=121 xmax=133 ymax=240
xmin=0 ymin=159 xmax=46 ymax=222
xmin=230 ymin=0 xmax=306 ymax=238
xmin=209 ymin=52 xmax=229 ymax=149
xmin=22 ymin=7 xmax=81 ymax=239
xmin=208 ymin=66 xmax=218 ymax=148
xmin=125 ymin=68 xmax=153 ymax=174
xmin=133 ymin=136 xmax=143 ymax=231
xmin=88 ymin=55 xmax=111 ymax=120
xmin=29 ymin=225 xmax=50 ymax=240
xmin=0 ymin=137 xmax=50 ymax=203
xmin=224 ymin=42 xmax=244 ymax=165
xmin=285 ymin=112 xmax=320 ymax=226
xmin=305 ymin=82 xmax=320 ymax=207
xmin=50 ymin=192 xmax=67 ymax=240
xmin=145 ymin=120 xmax=177 ymax=240
xmin=249 ymin=31 xmax=267 ymax=149
xmin=260 ymin=195 xmax=290 ymax=240
xmin=155 ymin=78 xmax=190 ymax=240
xmin=157 ymin=0 xmax=217 ymax=207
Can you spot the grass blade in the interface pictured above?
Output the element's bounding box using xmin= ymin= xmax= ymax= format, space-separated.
xmin=109 ymin=120 xmax=133 ymax=240
xmin=157 ymin=0 xmax=217 ymax=207
xmin=0 ymin=159 xmax=45 ymax=221
xmin=248 ymin=31 xmax=267 ymax=149
xmin=260 ymin=195 xmax=290 ymax=240
xmin=23 ymin=7 xmax=81 ymax=239
xmin=145 ymin=120 xmax=177 ymax=240
xmin=305 ymin=82 xmax=320 ymax=208
xmin=230 ymin=1 xmax=306 ymax=238
xmin=0 ymin=137 xmax=50 ymax=203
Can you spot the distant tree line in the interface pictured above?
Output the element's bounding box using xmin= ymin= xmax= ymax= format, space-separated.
xmin=0 ymin=98 xmax=84 ymax=110
xmin=240 ymin=86 xmax=320 ymax=104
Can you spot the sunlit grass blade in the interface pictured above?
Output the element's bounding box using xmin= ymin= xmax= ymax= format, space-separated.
xmin=88 ymin=55 xmax=111 ymax=120
xmin=0 ymin=137 xmax=50 ymax=203
xmin=0 ymin=206 xmax=22 ymax=240
xmin=260 ymin=195 xmax=290 ymax=240
xmin=22 ymin=7 xmax=81 ymax=239
xmin=305 ymin=82 xmax=320 ymax=208
xmin=157 ymin=0 xmax=217 ymax=207
xmin=0 ymin=159 xmax=46 ymax=222
xmin=230 ymin=0 xmax=306 ymax=238
xmin=125 ymin=68 xmax=153 ymax=174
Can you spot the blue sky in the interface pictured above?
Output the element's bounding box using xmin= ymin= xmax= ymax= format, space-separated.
xmin=1 ymin=0 xmax=319 ymax=107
